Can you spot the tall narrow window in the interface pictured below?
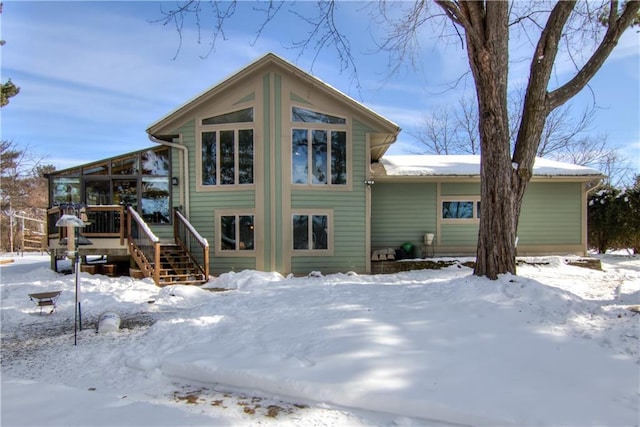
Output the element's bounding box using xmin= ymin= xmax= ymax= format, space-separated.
xmin=292 ymin=129 xmax=309 ymax=184
xmin=331 ymin=131 xmax=347 ymax=185
xmin=312 ymin=130 xmax=327 ymax=184
xmin=238 ymin=130 xmax=254 ymax=184
xmin=220 ymin=130 xmax=235 ymax=185
xmin=202 ymin=132 xmax=217 ymax=185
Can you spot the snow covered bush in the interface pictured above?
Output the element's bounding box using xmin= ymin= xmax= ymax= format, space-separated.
xmin=588 ymin=183 xmax=640 ymax=254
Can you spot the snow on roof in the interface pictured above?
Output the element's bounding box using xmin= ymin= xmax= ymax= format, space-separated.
xmin=377 ymin=155 xmax=604 ymax=177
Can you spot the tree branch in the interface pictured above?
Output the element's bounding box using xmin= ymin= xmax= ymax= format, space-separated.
xmin=512 ymin=1 xmax=576 ymax=175
xmin=548 ymin=0 xmax=640 ymax=109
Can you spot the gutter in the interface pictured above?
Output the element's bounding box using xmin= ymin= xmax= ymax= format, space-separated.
xmin=148 ymin=133 xmax=190 ymax=217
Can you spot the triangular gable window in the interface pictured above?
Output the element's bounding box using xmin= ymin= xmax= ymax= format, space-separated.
xmin=203 ymin=107 xmax=254 ymax=125
xmin=292 ymin=107 xmax=345 ymax=125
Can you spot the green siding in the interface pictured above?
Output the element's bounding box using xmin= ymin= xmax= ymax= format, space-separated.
xmin=518 ymin=182 xmax=582 ymax=244
xmin=289 ymin=119 xmax=371 ymax=274
xmin=371 ymin=183 xmax=437 ymax=250
xmin=440 ymin=224 xmax=479 ymax=245
xmin=441 ymin=182 xmax=480 ymax=196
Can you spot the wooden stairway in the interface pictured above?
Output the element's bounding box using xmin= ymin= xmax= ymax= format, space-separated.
xmin=156 ymin=243 xmax=208 ymax=285
xmin=127 ymin=207 xmax=210 ymax=287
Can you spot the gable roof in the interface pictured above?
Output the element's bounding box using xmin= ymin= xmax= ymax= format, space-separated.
xmin=372 ymin=155 xmax=605 ymax=181
xmin=147 ymin=53 xmax=400 ymax=158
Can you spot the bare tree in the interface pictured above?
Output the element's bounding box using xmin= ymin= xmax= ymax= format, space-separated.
xmin=411 ymin=96 xmax=481 ymax=155
xmin=413 ymin=92 xmax=627 ymax=185
xmin=378 ymin=0 xmax=639 ymax=277
xmin=157 ymin=0 xmax=640 ymax=279
xmin=0 ymin=141 xmax=53 ymax=251
xmin=411 ymin=106 xmax=462 ymax=155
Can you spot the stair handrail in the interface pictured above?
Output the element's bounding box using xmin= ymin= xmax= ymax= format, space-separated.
xmin=127 ymin=206 xmax=161 ymax=284
xmin=174 ymin=209 xmax=210 ymax=280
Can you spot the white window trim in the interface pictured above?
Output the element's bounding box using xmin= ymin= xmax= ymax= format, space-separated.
xmin=214 ymin=209 xmax=256 ymax=257
xmin=441 ymin=196 xmax=481 ymax=224
xmin=291 ymin=209 xmax=334 ymax=256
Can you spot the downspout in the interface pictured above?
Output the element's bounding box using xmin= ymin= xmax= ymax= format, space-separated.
xmin=148 ymin=133 xmax=190 ymax=217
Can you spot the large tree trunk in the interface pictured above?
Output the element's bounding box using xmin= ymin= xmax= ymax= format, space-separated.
xmin=436 ymin=0 xmax=639 ymax=279
xmin=456 ymin=2 xmax=516 ymax=279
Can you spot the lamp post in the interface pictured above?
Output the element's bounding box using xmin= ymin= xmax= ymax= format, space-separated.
xmin=55 ymin=208 xmax=89 ymax=345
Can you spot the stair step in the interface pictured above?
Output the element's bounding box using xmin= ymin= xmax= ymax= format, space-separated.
xmin=136 ymin=242 xmax=206 ymax=286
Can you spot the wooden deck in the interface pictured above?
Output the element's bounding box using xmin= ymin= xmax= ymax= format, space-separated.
xmin=47 ymin=205 xmax=209 ymax=286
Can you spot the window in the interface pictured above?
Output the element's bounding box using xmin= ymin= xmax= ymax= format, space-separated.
xmin=52 ymin=177 xmax=81 ymax=205
xmin=443 ymin=201 xmax=474 ymax=219
xmin=292 ymin=107 xmax=346 ymax=124
xmin=113 ymin=180 xmax=137 ymax=209
xmin=219 ymin=214 xmax=254 ymax=251
xmin=49 ymin=147 xmax=171 ymax=224
xmin=83 ymin=162 xmax=108 ymax=175
xmin=141 ymin=177 xmax=170 ymax=224
xmin=292 ymin=214 xmax=329 ymax=251
xmin=201 ymin=108 xmax=254 ymax=187
xmin=442 ymin=198 xmax=481 ymax=222
xmin=112 ymin=155 xmax=138 ymax=175
xmin=291 ymin=107 xmax=347 ymax=186
xmin=85 ymin=180 xmax=110 ymax=205
xmin=141 ymin=149 xmax=170 ymax=175
xmin=203 ymin=107 xmax=253 ymax=125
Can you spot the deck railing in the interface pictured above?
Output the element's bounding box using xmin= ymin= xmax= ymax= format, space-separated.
xmin=48 ymin=204 xmax=208 ymax=285
xmin=174 ymin=209 xmax=210 ymax=280
xmin=127 ymin=206 xmax=161 ymax=284
xmin=47 ymin=205 xmax=126 ymax=244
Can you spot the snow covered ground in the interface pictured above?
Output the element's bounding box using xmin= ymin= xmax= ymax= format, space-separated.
xmin=1 ymin=253 xmax=639 ymax=426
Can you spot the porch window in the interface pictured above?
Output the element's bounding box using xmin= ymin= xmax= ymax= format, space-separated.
xmin=291 ymin=106 xmax=347 ymax=186
xmin=292 ymin=213 xmax=329 ymax=251
xmin=83 ymin=161 xmax=108 ymax=175
xmin=85 ymin=180 xmax=111 ymax=205
xmin=141 ymin=177 xmax=170 ymax=224
xmin=49 ymin=146 xmax=171 ymax=224
xmin=141 ymin=149 xmax=170 ymax=175
xmin=219 ymin=214 xmax=254 ymax=251
xmin=112 ymin=155 xmax=138 ymax=175
xmin=113 ymin=180 xmax=137 ymax=209
xmin=52 ymin=177 xmax=80 ymax=205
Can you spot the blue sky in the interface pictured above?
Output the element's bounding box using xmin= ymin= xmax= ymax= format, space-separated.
xmin=1 ymin=1 xmax=639 ymax=177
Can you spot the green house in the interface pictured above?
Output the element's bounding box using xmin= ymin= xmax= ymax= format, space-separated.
xmin=46 ymin=53 xmax=603 ymax=281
